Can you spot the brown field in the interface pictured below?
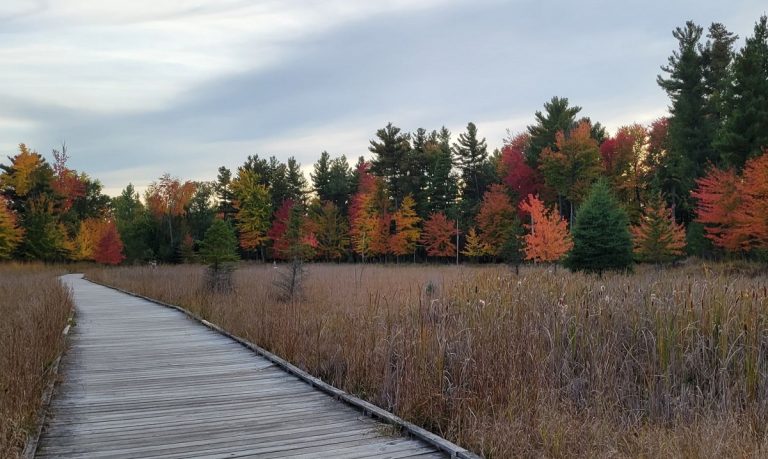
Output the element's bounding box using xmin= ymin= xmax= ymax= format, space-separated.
xmin=0 ymin=264 xmax=72 ymax=459
xmin=85 ymin=261 xmax=768 ymax=458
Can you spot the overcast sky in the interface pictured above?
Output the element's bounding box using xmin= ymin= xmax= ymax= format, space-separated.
xmin=1 ymin=1 xmax=765 ymax=195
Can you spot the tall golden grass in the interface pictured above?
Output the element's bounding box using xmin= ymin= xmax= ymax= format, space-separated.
xmin=86 ymin=261 xmax=768 ymax=457
xmin=0 ymin=264 xmax=71 ymax=459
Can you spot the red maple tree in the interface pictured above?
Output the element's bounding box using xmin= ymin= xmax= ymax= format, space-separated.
xmin=420 ymin=211 xmax=457 ymax=258
xmin=93 ymin=220 xmax=125 ymax=265
xmin=500 ymin=133 xmax=539 ymax=206
xmin=268 ymin=199 xmax=295 ymax=260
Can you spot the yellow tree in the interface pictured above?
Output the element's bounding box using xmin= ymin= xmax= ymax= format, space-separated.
xmin=462 ymin=227 xmax=490 ymax=260
xmin=389 ymin=194 xmax=421 ymax=260
xmin=73 ymin=218 xmax=105 ymax=261
xmin=0 ymin=200 xmax=23 ymax=259
xmin=519 ymin=194 xmax=573 ymax=263
xmin=540 ymin=121 xmax=602 ymax=223
xmin=632 ymin=194 xmax=686 ymax=263
xmin=0 ymin=144 xmax=49 ymax=197
xmin=230 ymin=168 xmax=272 ymax=255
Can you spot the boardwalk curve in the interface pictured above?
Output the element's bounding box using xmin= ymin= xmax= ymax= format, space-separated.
xmin=36 ymin=274 xmax=448 ymax=458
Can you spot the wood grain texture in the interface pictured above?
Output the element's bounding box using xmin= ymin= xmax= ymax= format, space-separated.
xmin=36 ymin=275 xmax=447 ymax=459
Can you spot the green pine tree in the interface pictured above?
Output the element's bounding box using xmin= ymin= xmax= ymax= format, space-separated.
xmin=200 ymin=219 xmax=239 ymax=267
xmin=369 ymin=123 xmax=411 ymax=209
xmin=715 ymin=15 xmax=768 ymax=169
xmin=657 ymin=21 xmax=710 ymax=222
xmin=565 ymin=180 xmax=633 ymax=275
xmin=200 ymin=219 xmax=240 ymax=292
xmin=525 ymin=96 xmax=581 ymax=167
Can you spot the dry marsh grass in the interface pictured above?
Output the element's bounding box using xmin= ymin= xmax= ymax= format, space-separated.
xmin=86 ymin=261 xmax=768 ymax=458
xmin=0 ymin=264 xmax=71 ymax=459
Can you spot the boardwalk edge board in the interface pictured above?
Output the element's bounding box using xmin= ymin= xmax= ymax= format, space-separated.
xmin=22 ymin=288 xmax=76 ymax=459
xmin=85 ymin=276 xmax=480 ymax=459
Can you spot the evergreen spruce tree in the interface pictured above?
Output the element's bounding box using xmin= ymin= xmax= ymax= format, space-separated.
xmin=200 ymin=219 xmax=239 ymax=292
xmin=286 ymin=157 xmax=308 ymax=205
xmin=701 ymin=22 xmax=738 ymax=153
xmin=657 ymin=21 xmax=710 ymax=222
xmin=327 ymin=155 xmax=353 ymax=213
xmin=369 ymin=123 xmax=411 ymax=209
xmin=311 ymin=151 xmax=332 ymax=202
xmin=453 ymin=122 xmax=491 ymax=226
xmin=565 ymin=180 xmax=633 ymax=275
xmin=424 ymin=127 xmax=458 ymax=217
xmin=215 ymin=166 xmax=237 ymax=221
xmin=715 ymin=15 xmax=768 ymax=169
xmin=526 ymin=97 xmax=581 ymax=167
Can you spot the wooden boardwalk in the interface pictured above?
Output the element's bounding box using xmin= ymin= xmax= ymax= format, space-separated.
xmin=36 ymin=275 xmax=448 ymax=458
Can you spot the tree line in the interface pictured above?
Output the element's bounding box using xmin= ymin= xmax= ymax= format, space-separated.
xmin=0 ymin=15 xmax=766 ymax=271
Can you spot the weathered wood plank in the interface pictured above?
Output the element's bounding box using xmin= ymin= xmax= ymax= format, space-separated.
xmin=35 ymin=275 xmax=461 ymax=458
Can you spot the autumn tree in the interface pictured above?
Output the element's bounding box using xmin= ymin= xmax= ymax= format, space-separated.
xmin=389 ymin=194 xmax=421 ymax=260
xmin=349 ymin=163 xmax=389 ymax=261
xmin=475 ymin=184 xmax=517 ymax=259
xmin=92 ymin=220 xmax=125 ymax=265
xmin=145 ymin=173 xmax=196 ymax=260
xmin=51 ymin=145 xmax=86 ymax=214
xmin=420 ymin=211 xmax=457 ymax=259
xmin=462 ymin=227 xmax=489 ymax=260
xmin=0 ymin=144 xmax=53 ymax=200
xmin=565 ymin=180 xmax=633 ymax=274
xmin=72 ymin=218 xmax=104 ymax=261
xmin=500 ymin=132 xmax=540 ymax=206
xmin=309 ymin=200 xmax=349 ymax=261
xmin=691 ymin=166 xmax=743 ymax=250
xmin=519 ymin=194 xmax=572 ymax=264
xmin=600 ymin=124 xmax=649 ymax=221
xmin=231 ymin=167 xmax=272 ymax=257
xmin=0 ymin=200 xmax=23 ymax=259
xmin=268 ymin=199 xmax=296 ymax=260
xmin=733 ymin=152 xmax=768 ymax=251
xmin=632 ymin=194 xmax=687 ymax=263
xmin=540 ymin=120 xmax=602 ymax=223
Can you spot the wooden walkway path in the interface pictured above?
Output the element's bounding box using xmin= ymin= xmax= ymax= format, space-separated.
xmin=35 ymin=275 xmax=448 ymax=458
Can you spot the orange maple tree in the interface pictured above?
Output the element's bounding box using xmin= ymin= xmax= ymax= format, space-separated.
xmin=475 ymin=184 xmax=516 ymax=257
xmin=420 ymin=211 xmax=457 ymax=258
xmin=519 ymin=194 xmax=572 ymax=263
xmin=145 ymin=173 xmax=196 ymax=247
xmin=734 ymin=152 xmax=768 ymax=250
xmin=691 ymin=166 xmax=743 ymax=251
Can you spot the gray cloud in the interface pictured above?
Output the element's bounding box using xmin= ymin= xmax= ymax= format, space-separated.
xmin=1 ymin=0 xmax=766 ymax=195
